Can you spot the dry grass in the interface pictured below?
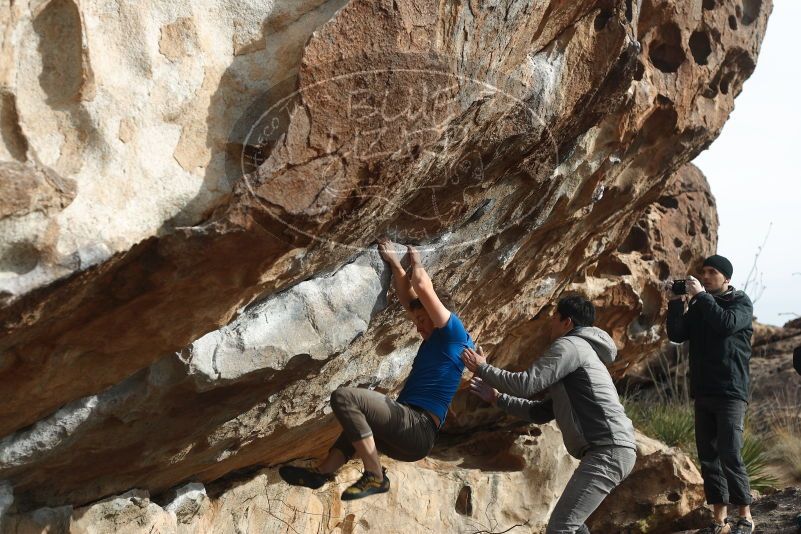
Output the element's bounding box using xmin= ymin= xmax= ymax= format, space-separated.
xmin=760 ymin=386 xmax=801 ymax=484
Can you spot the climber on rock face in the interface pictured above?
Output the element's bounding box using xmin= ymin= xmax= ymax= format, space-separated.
xmin=462 ymin=295 xmax=637 ymax=534
xmin=279 ymin=237 xmax=475 ymax=501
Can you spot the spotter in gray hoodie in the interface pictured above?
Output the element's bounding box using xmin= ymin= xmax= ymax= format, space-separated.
xmin=477 ymin=326 xmax=636 ymax=459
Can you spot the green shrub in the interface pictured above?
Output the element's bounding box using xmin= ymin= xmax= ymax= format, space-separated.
xmin=741 ymin=433 xmax=779 ymax=492
xmin=626 ymin=399 xmax=695 ymax=449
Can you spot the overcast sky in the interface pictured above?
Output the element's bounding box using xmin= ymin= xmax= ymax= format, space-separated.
xmin=693 ymin=0 xmax=800 ymax=327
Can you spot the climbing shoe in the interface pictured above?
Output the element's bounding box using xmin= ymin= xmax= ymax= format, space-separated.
xmin=278 ymin=465 xmax=334 ymax=489
xmin=695 ymin=521 xmax=730 ymax=534
xmin=730 ymin=517 xmax=754 ymax=534
xmin=340 ymin=468 xmax=390 ymax=501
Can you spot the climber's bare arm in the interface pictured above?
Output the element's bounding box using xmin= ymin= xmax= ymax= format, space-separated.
xmin=408 ymin=246 xmax=451 ymax=328
xmin=378 ymin=238 xmax=413 ymax=310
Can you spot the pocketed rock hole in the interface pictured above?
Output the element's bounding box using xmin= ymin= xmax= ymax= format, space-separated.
xmin=649 ymin=23 xmax=686 ymax=73
xmin=33 ymin=0 xmax=84 ymax=106
xmin=689 ymin=30 xmax=712 ymax=65
xmin=720 ymin=71 xmax=735 ymax=94
xmin=455 ymin=485 xmax=473 ymax=516
xmin=618 ymin=226 xmax=649 ymax=254
xmin=658 ymin=196 xmax=679 ymax=209
xmin=596 ymin=256 xmax=633 ymax=277
xmin=638 ymin=284 xmax=661 ymax=329
xmin=0 ymin=92 xmax=29 ymax=161
xmin=0 ymin=242 xmax=40 ymax=275
xmin=594 ymin=10 xmax=613 ymax=31
xmin=742 ymin=0 xmax=762 ymax=25
xmin=656 ymin=260 xmax=671 ymax=280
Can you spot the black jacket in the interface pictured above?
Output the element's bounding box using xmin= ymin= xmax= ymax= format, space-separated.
xmin=666 ymin=287 xmax=753 ymax=402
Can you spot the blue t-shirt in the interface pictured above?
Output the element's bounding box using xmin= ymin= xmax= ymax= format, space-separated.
xmin=396 ymin=312 xmax=474 ymax=425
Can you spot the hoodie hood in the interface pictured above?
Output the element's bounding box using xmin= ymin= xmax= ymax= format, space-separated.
xmin=568 ymin=326 xmax=618 ymax=364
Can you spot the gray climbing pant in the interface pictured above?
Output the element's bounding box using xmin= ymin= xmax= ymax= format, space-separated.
xmin=546 ymin=445 xmax=637 ymax=534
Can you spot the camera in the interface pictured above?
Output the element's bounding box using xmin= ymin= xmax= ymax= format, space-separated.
xmin=671 ymin=279 xmax=687 ymax=295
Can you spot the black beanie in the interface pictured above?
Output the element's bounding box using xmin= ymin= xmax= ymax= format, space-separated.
xmin=703 ymin=254 xmax=733 ymax=279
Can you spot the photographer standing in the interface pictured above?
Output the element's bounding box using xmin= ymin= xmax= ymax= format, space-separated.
xmin=666 ymin=254 xmax=754 ymax=534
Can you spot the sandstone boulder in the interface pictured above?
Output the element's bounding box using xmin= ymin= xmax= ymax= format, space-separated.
xmin=0 ymin=0 xmax=771 ymax=529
